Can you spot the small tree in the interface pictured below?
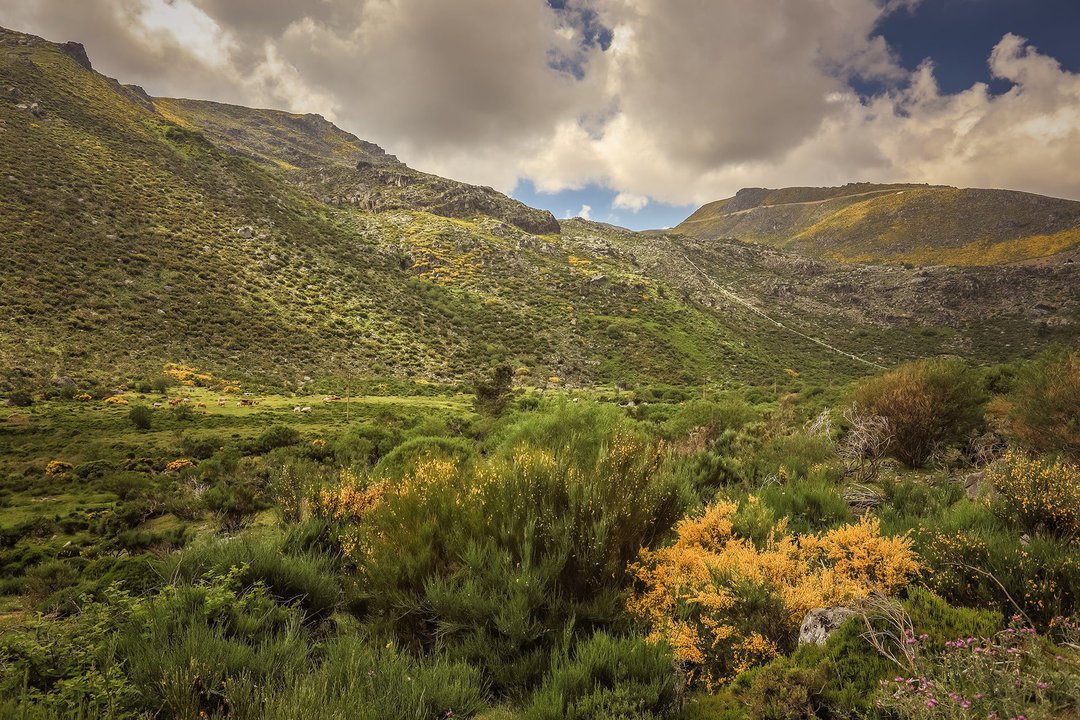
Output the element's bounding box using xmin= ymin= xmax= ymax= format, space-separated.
xmin=473 ymin=364 xmax=513 ymax=416
xmin=854 ymin=358 xmax=986 ymax=468
xmin=128 ymin=404 xmax=153 ymax=431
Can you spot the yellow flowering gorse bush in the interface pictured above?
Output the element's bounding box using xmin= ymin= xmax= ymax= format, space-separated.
xmin=628 ymin=498 xmax=920 ymax=690
xmin=989 ymin=450 xmax=1080 ymax=539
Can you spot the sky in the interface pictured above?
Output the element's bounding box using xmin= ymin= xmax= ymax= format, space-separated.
xmin=2 ymin=1 xmax=1078 ymax=230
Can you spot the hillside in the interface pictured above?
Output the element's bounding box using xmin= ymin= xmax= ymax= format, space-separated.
xmin=1 ymin=26 xmax=1077 ymax=397
xmin=0 ymin=27 xmax=866 ymax=393
xmin=676 ymin=183 xmax=1080 ymax=265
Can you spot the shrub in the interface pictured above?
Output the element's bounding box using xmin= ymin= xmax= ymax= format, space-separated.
xmin=854 ymin=358 xmax=986 ymax=467
xmin=164 ymin=534 xmax=340 ymax=621
xmin=332 ymin=423 xmax=404 ymax=468
xmin=326 ymin=429 xmax=692 ymax=694
xmin=524 ymin=632 xmax=677 ymax=720
xmin=989 ymin=451 xmax=1080 ymax=539
xmin=627 ymin=498 xmax=920 ymax=689
xmin=661 ymin=398 xmax=758 ymax=444
xmin=232 ymin=635 xmax=487 ymax=720
xmin=1005 ymin=346 xmax=1080 ymax=458
xmin=474 ymin=364 xmax=514 ymax=416
xmin=127 ymin=404 xmax=152 ymax=430
xmin=759 ymin=477 xmax=853 ymax=534
xmin=251 ymin=424 xmax=302 ymax=454
xmin=918 ymin=525 xmax=1080 ymax=626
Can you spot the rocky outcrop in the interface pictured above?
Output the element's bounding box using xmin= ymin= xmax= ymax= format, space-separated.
xmin=798 ymin=607 xmax=857 ymax=646
xmin=59 ymin=41 xmax=92 ymax=70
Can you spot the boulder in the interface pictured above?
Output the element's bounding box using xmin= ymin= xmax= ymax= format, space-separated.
xmin=798 ymin=607 xmax=857 ymax=646
xmin=236 ymin=225 xmax=255 ymax=239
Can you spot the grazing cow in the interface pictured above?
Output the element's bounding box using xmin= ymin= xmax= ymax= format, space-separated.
xmin=293 ymin=406 xmax=302 ymax=413
xmin=168 ymin=398 xmax=183 ymax=407
xmin=217 ymin=398 xmax=226 ymax=407
xmin=152 ymin=402 xmax=163 ymax=408
xmin=301 ymin=406 xmax=312 ymax=413
xmin=196 ymin=403 xmax=206 ymax=408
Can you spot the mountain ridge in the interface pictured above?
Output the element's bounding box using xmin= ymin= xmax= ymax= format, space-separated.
xmin=675 ymin=182 xmax=1080 ymax=266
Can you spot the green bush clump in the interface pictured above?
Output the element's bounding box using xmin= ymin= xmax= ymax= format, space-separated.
xmin=1003 ymin=346 xmax=1080 ymax=458
xmin=759 ymin=476 xmax=853 ymax=534
xmin=164 ymin=534 xmax=341 ymax=621
xmin=232 ymin=635 xmax=487 ymax=720
xmin=524 ymin=632 xmax=677 ymax=720
xmin=250 ymin=425 xmax=302 ymax=454
xmin=855 ymin=358 xmax=987 ymax=467
xmin=126 ymin=404 xmax=152 ymax=430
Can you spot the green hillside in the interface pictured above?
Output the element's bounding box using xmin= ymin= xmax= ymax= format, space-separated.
xmin=1 ymin=26 xmax=1077 ymax=398
xmin=677 ymin=183 xmax=1080 ymax=265
xmin=0 ymin=28 xmax=868 ymax=393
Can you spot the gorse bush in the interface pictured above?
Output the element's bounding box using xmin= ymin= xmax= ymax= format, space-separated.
xmin=315 ymin=424 xmax=693 ymax=694
xmin=627 ymin=497 xmax=920 ymax=690
xmin=989 ymin=451 xmax=1080 ymax=539
xmin=854 ymin=358 xmax=986 ymax=467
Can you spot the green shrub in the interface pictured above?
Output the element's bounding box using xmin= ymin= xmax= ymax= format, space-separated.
xmin=251 ymin=425 xmax=302 ymax=454
xmin=232 ymin=635 xmax=487 ymax=720
xmin=734 ymin=654 xmax=828 ymax=720
xmin=855 ymin=358 xmax=987 ymax=467
xmin=661 ymin=398 xmax=757 ymax=442
xmin=127 ymin=404 xmax=152 ymax=430
xmin=332 ymin=423 xmax=404 ymax=468
xmin=165 ymin=534 xmax=340 ymax=621
xmin=759 ymin=476 xmax=853 ymax=534
xmin=1004 ymin=346 xmax=1080 ymax=458
xmin=524 ymin=632 xmax=676 ymax=720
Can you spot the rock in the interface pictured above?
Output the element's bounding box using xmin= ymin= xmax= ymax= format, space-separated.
xmin=588 ymin=274 xmax=610 ymax=288
xmin=236 ymin=226 xmax=254 ymax=238
xmin=962 ymin=470 xmax=996 ymax=500
xmin=1033 ymin=301 xmax=1057 ymax=314
xmin=59 ymin=41 xmax=92 ymax=71
xmin=28 ymin=102 xmax=44 ymax=118
xmin=798 ymin=607 xmax=857 ymax=646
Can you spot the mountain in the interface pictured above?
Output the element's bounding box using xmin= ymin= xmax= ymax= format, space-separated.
xmin=675 ymin=183 xmax=1080 ymax=265
xmin=1 ymin=26 xmax=1077 ymax=394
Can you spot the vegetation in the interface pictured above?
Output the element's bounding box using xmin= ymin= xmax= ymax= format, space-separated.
xmin=2 ymin=22 xmax=1080 ymax=720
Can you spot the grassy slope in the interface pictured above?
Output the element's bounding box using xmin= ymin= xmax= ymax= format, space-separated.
xmin=676 ymin=183 xmax=1080 ymax=265
xmin=1 ymin=27 xmax=1075 ymax=397
xmin=0 ymin=28 xmax=871 ymax=392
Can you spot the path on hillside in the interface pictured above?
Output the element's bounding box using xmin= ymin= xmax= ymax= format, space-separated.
xmin=676 ymin=250 xmax=888 ymax=370
xmin=680 ymin=188 xmax=904 ymax=223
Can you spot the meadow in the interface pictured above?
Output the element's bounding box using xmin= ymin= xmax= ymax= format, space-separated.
xmin=1 ymin=347 xmax=1078 ymax=720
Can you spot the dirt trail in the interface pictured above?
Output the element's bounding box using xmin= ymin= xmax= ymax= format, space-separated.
xmin=677 ymin=250 xmax=888 ymax=370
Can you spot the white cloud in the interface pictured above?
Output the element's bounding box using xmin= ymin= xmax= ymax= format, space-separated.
xmin=577 ymin=204 xmax=592 ymax=220
xmin=612 ymin=191 xmax=648 ymax=212
xmin=2 ymin=1 xmax=1080 ymax=207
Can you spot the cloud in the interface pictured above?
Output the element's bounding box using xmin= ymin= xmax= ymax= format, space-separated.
xmin=2 ymin=0 xmax=1079 ymax=210
xmin=612 ymin=191 xmax=647 ymax=212
xmin=577 ymin=204 xmax=592 ymax=220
